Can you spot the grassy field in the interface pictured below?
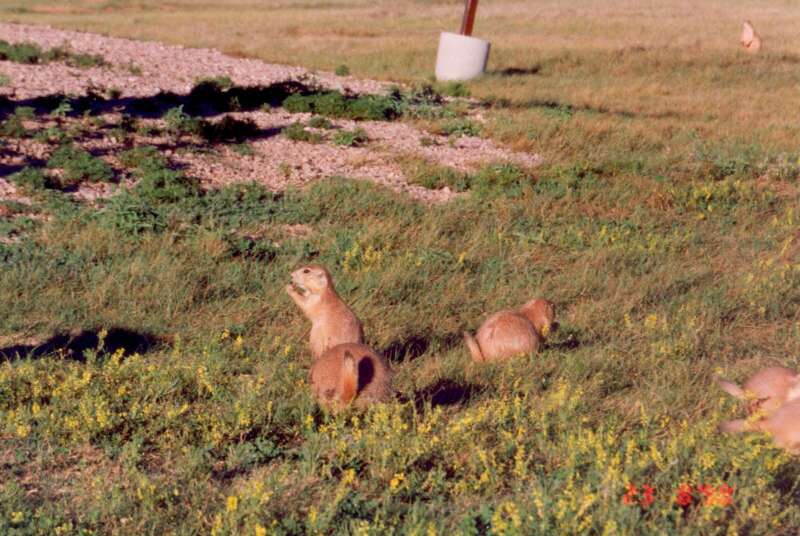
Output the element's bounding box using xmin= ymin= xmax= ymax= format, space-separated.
xmin=2 ymin=0 xmax=800 ymax=534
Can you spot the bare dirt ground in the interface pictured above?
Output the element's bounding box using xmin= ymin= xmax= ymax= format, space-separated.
xmin=0 ymin=23 xmax=541 ymax=203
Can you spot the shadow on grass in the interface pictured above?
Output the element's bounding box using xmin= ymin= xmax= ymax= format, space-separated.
xmin=413 ymin=378 xmax=482 ymax=410
xmin=382 ymin=332 xmax=463 ymax=363
xmin=488 ymin=65 xmax=542 ymax=77
xmin=0 ymin=79 xmax=315 ymax=120
xmin=0 ymin=327 xmax=162 ymax=362
xmin=486 ymin=96 xmax=681 ymax=120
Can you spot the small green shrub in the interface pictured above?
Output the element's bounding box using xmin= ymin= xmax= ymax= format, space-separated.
xmin=436 ymin=81 xmax=470 ymax=97
xmin=282 ymin=93 xmax=312 ymax=114
xmin=61 ymin=51 xmax=107 ymax=68
xmin=32 ymin=126 xmax=71 ymax=145
xmin=231 ymin=143 xmax=254 ymax=156
xmin=163 ymin=106 xmax=201 ymax=137
xmin=0 ymin=40 xmax=43 ymax=63
xmin=438 ymin=118 xmax=482 ymax=137
xmin=9 ymin=167 xmax=49 ymax=193
xmin=101 ymin=191 xmax=168 ymax=235
xmin=282 ymin=91 xmax=399 ymax=121
xmin=1 ymin=107 xmax=33 ymax=138
xmin=334 ymin=64 xmax=350 ymax=76
xmin=223 ymin=234 xmax=278 ymax=261
xmin=119 ymin=146 xmax=167 ymax=172
xmin=46 ymin=145 xmax=114 ymax=185
xmin=404 ymin=159 xmax=471 ymax=191
xmin=332 ymin=127 xmax=368 ymax=147
xmin=194 ymin=75 xmax=234 ymax=91
xmin=472 ymin=162 xmax=531 ymax=197
xmin=133 ymin=167 xmax=199 ymax=205
xmin=0 ymin=40 xmax=107 ymax=67
xmin=281 ymin=122 xmax=322 ymax=143
xmin=307 ymin=116 xmax=334 ymax=129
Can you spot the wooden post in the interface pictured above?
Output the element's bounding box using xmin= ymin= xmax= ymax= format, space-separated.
xmin=460 ymin=0 xmax=479 ymax=36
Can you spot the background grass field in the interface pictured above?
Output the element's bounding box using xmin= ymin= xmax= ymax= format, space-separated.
xmin=2 ymin=0 xmax=800 ymax=534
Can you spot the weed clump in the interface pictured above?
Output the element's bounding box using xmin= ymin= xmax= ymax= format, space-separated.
xmin=163 ymin=105 xmax=202 ymax=137
xmin=471 ymin=162 xmax=531 ymax=197
xmin=47 ymin=145 xmax=114 ymax=185
xmin=282 ymin=91 xmax=399 ymax=121
xmin=8 ymin=167 xmax=50 ymax=193
xmin=0 ymin=40 xmax=106 ymax=66
xmin=332 ymin=127 xmax=368 ymax=147
xmin=307 ymin=116 xmax=334 ymax=129
xmin=437 ymin=118 xmax=482 ymax=138
xmin=281 ymin=122 xmax=322 ymax=143
xmin=1 ymin=106 xmax=34 ymax=138
xmin=118 ymin=146 xmax=167 ymax=172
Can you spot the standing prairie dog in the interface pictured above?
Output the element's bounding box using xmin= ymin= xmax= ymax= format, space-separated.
xmin=309 ymin=343 xmax=392 ymax=409
xmin=464 ymin=298 xmax=557 ymax=362
xmin=286 ymin=265 xmax=364 ymax=359
xmin=718 ymin=366 xmax=800 ymax=416
xmin=741 ymin=21 xmax=762 ymax=53
xmin=720 ymin=399 xmax=800 ymax=454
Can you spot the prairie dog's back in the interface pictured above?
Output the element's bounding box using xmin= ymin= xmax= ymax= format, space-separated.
xmin=309 ymin=343 xmax=392 ymax=409
xmin=758 ymin=399 xmax=800 ymax=454
xmin=469 ymin=310 xmax=541 ymax=362
xmin=719 ymin=366 xmax=799 ymax=416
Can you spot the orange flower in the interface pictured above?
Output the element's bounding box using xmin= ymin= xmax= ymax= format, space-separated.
xmin=622 ymin=483 xmax=638 ymax=505
xmin=697 ymin=483 xmax=734 ymax=508
xmin=675 ymin=483 xmax=693 ymax=508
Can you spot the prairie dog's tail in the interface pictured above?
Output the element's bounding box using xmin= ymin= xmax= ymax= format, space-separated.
xmin=718 ymin=378 xmax=745 ymax=400
xmin=463 ymin=331 xmax=484 ymax=362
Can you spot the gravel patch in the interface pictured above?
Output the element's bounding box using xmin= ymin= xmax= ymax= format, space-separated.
xmin=0 ymin=23 xmax=542 ymax=204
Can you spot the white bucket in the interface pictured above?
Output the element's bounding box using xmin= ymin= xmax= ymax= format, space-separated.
xmin=435 ymin=31 xmax=491 ymax=82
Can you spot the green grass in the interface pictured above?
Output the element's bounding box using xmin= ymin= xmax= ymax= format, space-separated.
xmin=0 ymin=39 xmax=105 ymax=66
xmin=2 ymin=0 xmax=800 ymax=533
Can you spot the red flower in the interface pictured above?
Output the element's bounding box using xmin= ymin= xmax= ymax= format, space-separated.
xmin=640 ymin=485 xmax=655 ymax=508
xmin=675 ymin=483 xmax=693 ymax=508
xmin=622 ymin=483 xmax=638 ymax=505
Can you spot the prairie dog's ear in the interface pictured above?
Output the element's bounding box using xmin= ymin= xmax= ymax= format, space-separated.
xmin=719 ymin=419 xmax=748 ymax=434
xmin=339 ymin=351 xmax=358 ymax=404
xmin=718 ymin=378 xmax=745 ymax=400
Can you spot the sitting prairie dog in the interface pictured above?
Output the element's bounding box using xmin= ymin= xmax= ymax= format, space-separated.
xmin=718 ymin=366 xmax=800 ymax=416
xmin=720 ymin=399 xmax=800 ymax=454
xmin=741 ymin=20 xmax=762 ymax=53
xmin=464 ymin=298 xmax=557 ymax=362
xmin=309 ymin=343 xmax=392 ymax=409
xmin=286 ymin=264 xmax=364 ymax=359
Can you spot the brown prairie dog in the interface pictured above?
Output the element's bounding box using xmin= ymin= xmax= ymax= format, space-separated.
xmin=720 ymin=399 xmax=800 ymax=454
xmin=464 ymin=298 xmax=557 ymax=362
xmin=309 ymin=343 xmax=392 ymax=409
xmin=718 ymin=366 xmax=800 ymax=416
xmin=741 ymin=21 xmax=762 ymax=53
xmin=286 ymin=265 xmax=364 ymax=359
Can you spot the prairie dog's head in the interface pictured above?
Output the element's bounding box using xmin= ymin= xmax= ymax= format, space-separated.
xmin=520 ymin=298 xmax=557 ymax=338
xmin=290 ymin=265 xmax=333 ymax=296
